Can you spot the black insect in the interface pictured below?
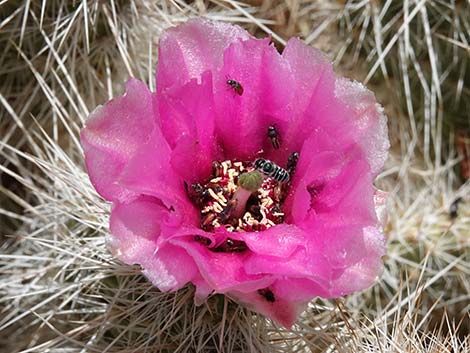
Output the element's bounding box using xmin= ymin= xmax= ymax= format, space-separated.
xmin=184 ymin=182 xmax=210 ymax=207
xmin=226 ymin=79 xmax=243 ymax=96
xmin=450 ymin=197 xmax=463 ymax=219
xmin=254 ymin=158 xmax=290 ymax=183
xmin=286 ymin=152 xmax=299 ymax=175
xmin=258 ymin=288 xmax=275 ymax=303
xmin=213 ymin=238 xmax=248 ymax=253
xmin=267 ymin=125 xmax=280 ymax=149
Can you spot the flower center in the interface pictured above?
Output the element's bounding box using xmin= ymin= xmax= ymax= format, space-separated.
xmin=186 ymin=160 xmax=287 ymax=233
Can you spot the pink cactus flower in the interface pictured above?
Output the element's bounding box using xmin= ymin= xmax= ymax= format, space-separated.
xmin=80 ymin=19 xmax=389 ymax=327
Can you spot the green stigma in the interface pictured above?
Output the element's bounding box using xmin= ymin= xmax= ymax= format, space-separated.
xmin=238 ymin=170 xmax=263 ymax=193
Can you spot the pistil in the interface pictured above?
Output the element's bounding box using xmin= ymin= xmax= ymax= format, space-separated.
xmin=230 ymin=171 xmax=263 ymax=219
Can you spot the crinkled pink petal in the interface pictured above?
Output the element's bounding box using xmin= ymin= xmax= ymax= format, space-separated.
xmin=212 ymin=225 xmax=304 ymax=258
xmin=288 ymin=128 xmax=343 ymax=184
xmin=156 ymin=226 xmax=219 ymax=250
xmin=316 ymin=224 xmax=367 ymax=269
xmin=328 ymin=225 xmax=386 ymax=297
xmin=213 ymin=38 xmax=282 ymax=159
xmin=81 ymin=79 xmax=156 ymax=202
xmin=109 ymin=198 xmax=197 ymax=291
xmin=272 ymin=278 xmax=329 ymax=301
xmin=334 ymin=78 xmax=390 ymax=176
xmin=310 ymin=155 xmax=375 ymax=222
xmin=284 ymin=148 xmax=343 ymax=224
xmin=322 ymin=188 xmax=388 ymax=296
xmin=284 ymin=154 xmax=377 ymax=271
xmin=157 ymin=18 xmax=250 ymax=92
xmin=281 ymin=38 xmax=332 ymax=120
xmin=286 ymin=136 xmax=376 ymax=229
xmin=237 ymin=224 xmax=304 ymax=258
xmin=243 ymin=243 xmax=332 ymax=286
xmin=286 ymin=76 xmax=355 ymax=158
xmin=279 ymin=38 xmax=388 ymax=175
xmin=111 ymin=196 xmax=168 ymax=242
xmin=108 ymin=217 xmax=155 ymax=265
xmin=118 ymin=128 xmax=199 ymax=227
xmin=170 ymin=238 xmax=274 ymax=293
xmin=142 ymin=244 xmax=199 ymax=292
xmin=280 ymin=38 xmax=338 ymax=157
xmin=157 ymin=71 xmax=220 ymax=182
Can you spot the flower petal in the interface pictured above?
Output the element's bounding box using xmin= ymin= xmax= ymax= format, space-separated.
xmin=328 ymin=225 xmax=386 ymax=296
xmin=109 ymin=198 xmax=198 ymax=291
xmin=158 ymin=71 xmax=220 ymax=182
xmin=317 ymin=224 xmax=368 ymax=269
xmin=110 ymin=196 xmax=168 ymax=243
xmin=213 ymin=38 xmax=288 ymax=159
xmin=310 ymin=154 xmax=376 ymax=225
xmin=334 ymin=78 xmax=390 ymax=175
xmin=279 ymin=38 xmax=388 ymax=176
xmin=237 ymin=224 xmax=305 ymax=258
xmin=284 ymin=148 xmax=343 ymax=224
xmin=156 ymin=18 xmax=250 ymax=92
xmin=81 ymin=79 xmax=156 ymax=202
xmin=170 ymin=237 xmax=274 ymax=293
xmin=143 ymin=244 xmax=199 ymax=292
xmin=117 ymin=128 xmax=199 ymax=227
xmin=324 ymin=192 xmax=387 ymax=295
xmin=271 ymin=277 xmax=329 ymax=301
xmin=286 ymin=136 xmax=376 ymax=228
xmin=281 ymin=38 xmax=332 ymax=120
xmin=244 ymin=243 xmax=332 ymax=286
xmin=279 ymin=38 xmax=336 ymax=158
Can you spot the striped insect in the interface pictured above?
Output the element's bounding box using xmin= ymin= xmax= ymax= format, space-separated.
xmin=254 ymin=158 xmax=290 ymax=183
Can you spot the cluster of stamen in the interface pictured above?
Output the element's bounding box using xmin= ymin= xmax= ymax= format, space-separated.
xmin=187 ymin=160 xmax=286 ymax=233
